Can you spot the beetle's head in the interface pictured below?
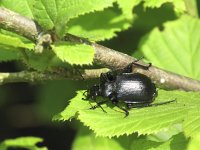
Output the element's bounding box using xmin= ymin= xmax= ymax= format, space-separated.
xmin=85 ymin=84 xmax=101 ymax=100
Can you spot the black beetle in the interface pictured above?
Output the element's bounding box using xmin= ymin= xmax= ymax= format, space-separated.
xmin=83 ymin=59 xmax=175 ymax=117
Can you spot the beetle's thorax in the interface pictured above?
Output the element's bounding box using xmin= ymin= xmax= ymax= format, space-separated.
xmin=100 ymin=82 xmax=114 ymax=98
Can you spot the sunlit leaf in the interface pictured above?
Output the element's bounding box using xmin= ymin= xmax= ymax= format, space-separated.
xmin=0 ymin=34 xmax=34 ymax=49
xmin=32 ymin=0 xmax=115 ymax=36
xmin=139 ymin=15 xmax=200 ymax=80
xmin=54 ymin=90 xmax=200 ymax=137
xmin=0 ymin=137 xmax=47 ymax=150
xmin=117 ymin=0 xmax=140 ymax=19
xmin=68 ymin=9 xmax=131 ymax=41
xmin=52 ymin=42 xmax=94 ymax=65
xmin=143 ymin=0 xmax=186 ymax=13
xmin=0 ymin=0 xmax=34 ymax=18
xmin=187 ymin=133 xmax=200 ymax=150
xmin=72 ymin=127 xmax=127 ymax=150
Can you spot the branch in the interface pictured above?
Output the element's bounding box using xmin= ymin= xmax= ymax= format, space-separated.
xmin=1 ymin=8 xmax=200 ymax=91
xmin=0 ymin=69 xmax=109 ymax=85
xmin=0 ymin=8 xmax=41 ymax=41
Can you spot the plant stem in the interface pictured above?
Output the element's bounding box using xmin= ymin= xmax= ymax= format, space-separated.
xmin=1 ymin=8 xmax=200 ymax=91
xmin=0 ymin=8 xmax=41 ymax=41
xmin=0 ymin=69 xmax=109 ymax=85
xmin=184 ymin=0 xmax=199 ymax=17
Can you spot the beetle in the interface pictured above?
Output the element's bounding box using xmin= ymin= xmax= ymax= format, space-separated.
xmin=83 ymin=59 xmax=175 ymax=117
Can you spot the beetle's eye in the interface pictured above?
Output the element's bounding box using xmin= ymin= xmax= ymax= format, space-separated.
xmin=107 ymin=74 xmax=115 ymax=81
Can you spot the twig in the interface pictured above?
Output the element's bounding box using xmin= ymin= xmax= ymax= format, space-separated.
xmin=0 ymin=8 xmax=200 ymax=91
xmin=0 ymin=8 xmax=41 ymax=41
xmin=0 ymin=69 xmax=109 ymax=85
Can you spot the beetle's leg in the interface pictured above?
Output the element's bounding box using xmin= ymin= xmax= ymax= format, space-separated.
xmin=133 ymin=62 xmax=151 ymax=70
xmin=133 ymin=56 xmax=151 ymax=70
xmin=123 ymin=57 xmax=151 ymax=73
xmin=127 ymin=99 xmax=176 ymax=108
xmin=82 ymin=91 xmax=88 ymax=100
xmin=127 ymin=103 xmax=133 ymax=109
xmin=90 ymin=100 xmax=107 ymax=109
xmin=89 ymin=100 xmax=107 ymax=113
xmin=147 ymin=99 xmax=176 ymax=107
xmin=114 ymin=102 xmax=129 ymax=117
xmin=109 ymin=93 xmax=129 ymax=117
xmin=126 ymin=103 xmax=146 ymax=109
xmin=82 ymin=97 xmax=87 ymax=100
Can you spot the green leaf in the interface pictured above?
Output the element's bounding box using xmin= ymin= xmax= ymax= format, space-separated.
xmin=77 ymin=101 xmax=184 ymax=137
xmin=0 ymin=33 xmax=34 ymax=49
xmin=187 ymin=133 xmax=200 ymax=150
xmin=117 ymin=0 xmax=140 ymax=20
xmin=138 ymin=15 xmax=200 ymax=139
xmin=0 ymin=44 xmax=21 ymax=62
xmin=25 ymin=50 xmax=55 ymax=71
xmin=68 ymin=8 xmax=131 ymax=41
xmin=32 ymin=0 xmax=56 ymax=30
xmin=143 ymin=0 xmax=186 ymax=13
xmin=183 ymin=108 xmax=200 ymax=138
xmin=131 ymin=133 xmax=188 ymax=150
xmin=116 ymin=0 xmax=185 ymax=18
xmin=54 ymin=90 xmax=200 ymax=137
xmin=53 ymin=90 xmax=89 ymax=121
xmin=146 ymin=123 xmax=183 ymax=142
xmin=0 ymin=136 xmax=47 ymax=150
xmin=0 ymin=0 xmax=34 ymax=18
xmin=52 ymin=42 xmax=94 ymax=65
xmin=72 ymin=127 xmax=128 ymax=150
xmin=32 ymin=0 xmax=115 ymax=36
xmin=72 ymin=126 xmax=188 ymax=150
xmin=139 ymin=15 xmax=200 ymax=80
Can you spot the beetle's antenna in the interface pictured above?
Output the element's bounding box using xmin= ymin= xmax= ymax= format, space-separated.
xmin=131 ymin=56 xmax=151 ymax=70
xmin=74 ymin=69 xmax=85 ymax=80
xmin=79 ymin=71 xmax=85 ymax=80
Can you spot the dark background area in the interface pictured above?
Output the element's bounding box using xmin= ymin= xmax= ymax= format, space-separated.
xmin=0 ymin=62 xmax=78 ymax=149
